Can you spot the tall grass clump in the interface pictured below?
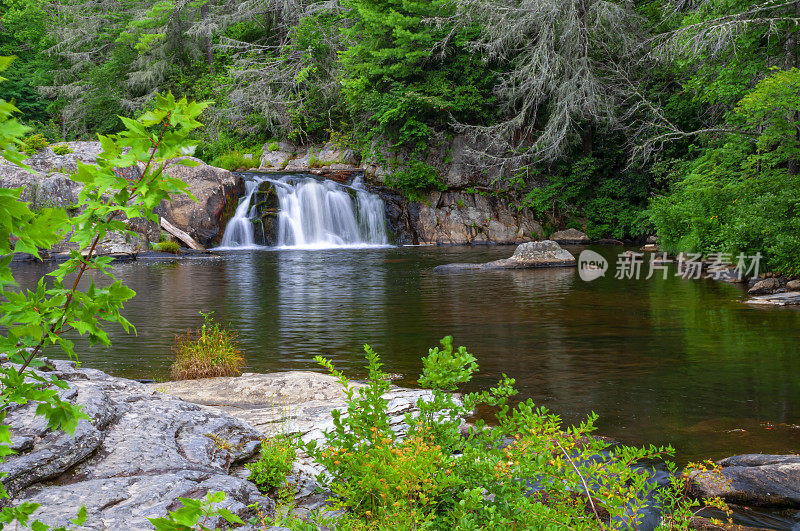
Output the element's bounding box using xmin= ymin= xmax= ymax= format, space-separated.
xmin=170 ymin=311 xmax=245 ymax=380
xmin=154 ymin=240 xmax=181 ymax=254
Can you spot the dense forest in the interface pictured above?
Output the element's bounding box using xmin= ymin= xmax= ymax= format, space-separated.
xmin=1 ymin=0 xmax=799 ymax=273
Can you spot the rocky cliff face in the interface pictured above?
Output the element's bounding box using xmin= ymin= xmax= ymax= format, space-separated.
xmin=155 ymin=157 xmax=243 ymax=247
xmin=0 ymin=143 xmax=242 ymax=253
xmin=259 ymin=136 xmax=544 ymax=246
xmin=376 ymin=186 xmax=543 ymax=245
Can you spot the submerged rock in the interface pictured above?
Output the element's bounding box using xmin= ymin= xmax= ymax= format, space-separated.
xmin=745 ymin=292 xmax=800 ymax=306
xmin=551 ymin=228 xmax=590 ymax=244
xmin=5 ymin=360 xmax=271 ymax=529
xmin=689 ymin=454 xmax=800 ymax=508
xmin=434 ymin=240 xmax=576 ymax=272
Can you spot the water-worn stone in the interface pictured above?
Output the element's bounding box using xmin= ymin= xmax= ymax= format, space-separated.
xmin=434 ymin=240 xmax=576 ymax=272
xmin=0 ymin=142 xmax=106 ymax=210
xmin=152 ymin=371 xmax=440 ymax=447
xmin=745 ymin=292 xmax=800 ymax=306
xmin=550 ymin=228 xmax=590 ymax=244
xmin=1 ymin=144 xmax=238 ymax=251
xmin=748 ymin=278 xmax=781 ymax=295
xmin=265 ymin=142 xmax=358 ymax=172
xmin=155 ymin=157 xmax=243 ymax=246
xmin=688 ymin=454 xmax=800 ymax=508
xmin=260 ymin=149 xmax=293 ymax=169
xmin=152 ymin=371 xmax=452 ymax=514
xmin=5 ymin=360 xmax=271 ymax=529
xmin=786 ymin=279 xmax=800 ymax=291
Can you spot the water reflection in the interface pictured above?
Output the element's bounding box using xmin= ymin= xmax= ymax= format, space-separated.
xmin=11 ymin=245 xmax=800 ymax=465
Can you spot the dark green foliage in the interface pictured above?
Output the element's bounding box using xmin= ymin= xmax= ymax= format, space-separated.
xmin=650 ymin=68 xmax=800 ymax=275
xmin=246 ymin=436 xmax=297 ymax=494
xmin=523 ymin=149 xmax=652 ymax=241
xmin=340 ymin=0 xmax=496 ymax=151
xmin=386 ymin=159 xmax=447 ymax=200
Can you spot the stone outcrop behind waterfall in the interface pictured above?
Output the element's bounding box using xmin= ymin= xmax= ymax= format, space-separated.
xmin=0 ymin=143 xmax=242 ymax=252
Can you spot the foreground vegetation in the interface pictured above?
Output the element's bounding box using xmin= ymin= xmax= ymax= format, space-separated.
xmin=153 ymin=338 xmax=733 ymax=530
xmin=0 ymin=61 xmax=208 ymax=528
xmin=2 ymin=0 xmax=800 ymax=271
xmin=170 ymin=311 xmax=246 ymax=380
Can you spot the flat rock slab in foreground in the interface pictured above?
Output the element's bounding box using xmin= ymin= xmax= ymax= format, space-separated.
xmin=153 ymin=372 xmax=442 ymax=514
xmin=434 ymin=240 xmax=576 ymax=272
xmin=3 ymin=360 xmax=271 ymax=529
xmin=689 ymin=454 xmax=800 ymax=508
xmin=152 ymin=371 xmax=436 ymax=447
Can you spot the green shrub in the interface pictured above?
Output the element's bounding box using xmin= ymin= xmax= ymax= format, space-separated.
xmin=50 ymin=143 xmax=73 ymax=155
xmin=308 ymin=154 xmax=324 ymax=168
xmin=170 ymin=311 xmax=245 ymax=380
xmin=155 ymin=241 xmax=181 ymax=254
xmin=386 ymin=159 xmax=446 ymax=201
xmin=149 ymin=492 xmax=244 ymax=530
xmin=20 ymin=132 xmax=48 ymax=155
xmin=246 ymin=435 xmax=297 ymax=494
xmin=267 ymin=141 xmax=280 ymax=152
xmin=308 ymin=337 xmax=729 ymax=529
xmin=522 ymin=155 xmax=651 ymax=241
xmin=210 ymin=150 xmax=259 ymax=171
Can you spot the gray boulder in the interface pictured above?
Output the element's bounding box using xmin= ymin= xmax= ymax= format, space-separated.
xmin=155 ymin=158 xmax=243 ymax=246
xmin=260 ymin=150 xmax=294 ymax=169
xmin=748 ymin=278 xmax=781 ymax=295
xmin=745 ymin=292 xmax=800 ymax=307
xmin=786 ymin=279 xmax=800 ymax=291
xmin=0 ymin=164 xmax=83 ymax=211
xmin=434 ymin=240 xmax=575 ymax=272
xmin=551 ymin=228 xmax=590 ymax=244
xmin=5 ymin=360 xmax=271 ymax=529
xmin=689 ymin=454 xmax=800 ymax=508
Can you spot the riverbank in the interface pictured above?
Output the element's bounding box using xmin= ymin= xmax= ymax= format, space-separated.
xmin=6 ymin=359 xmax=797 ymax=529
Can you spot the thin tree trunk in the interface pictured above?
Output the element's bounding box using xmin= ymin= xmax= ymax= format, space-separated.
xmin=786 ymin=2 xmax=799 ymax=174
xmin=173 ymin=8 xmax=185 ymax=66
xmin=581 ymin=127 xmax=593 ymax=156
xmin=201 ymin=2 xmax=213 ymax=74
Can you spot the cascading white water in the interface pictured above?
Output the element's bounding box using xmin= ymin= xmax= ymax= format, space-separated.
xmin=217 ymin=175 xmax=390 ymax=249
xmin=219 ymin=179 xmax=261 ymax=248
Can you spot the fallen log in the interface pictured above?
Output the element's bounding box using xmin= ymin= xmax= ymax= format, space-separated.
xmin=159 ymin=217 xmax=205 ymax=251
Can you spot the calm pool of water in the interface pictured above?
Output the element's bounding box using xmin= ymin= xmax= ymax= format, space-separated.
xmin=14 ymin=245 xmax=800 ymax=464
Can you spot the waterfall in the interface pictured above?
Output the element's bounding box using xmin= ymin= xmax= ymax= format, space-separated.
xmin=218 ymin=175 xmax=390 ymax=249
xmin=219 ymin=179 xmax=261 ymax=248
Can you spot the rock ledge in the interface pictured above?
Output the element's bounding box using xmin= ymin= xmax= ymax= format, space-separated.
xmin=434 ymin=240 xmax=576 ymax=272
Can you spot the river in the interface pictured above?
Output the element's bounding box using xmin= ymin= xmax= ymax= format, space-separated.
xmin=13 ymin=244 xmax=800 ymax=467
